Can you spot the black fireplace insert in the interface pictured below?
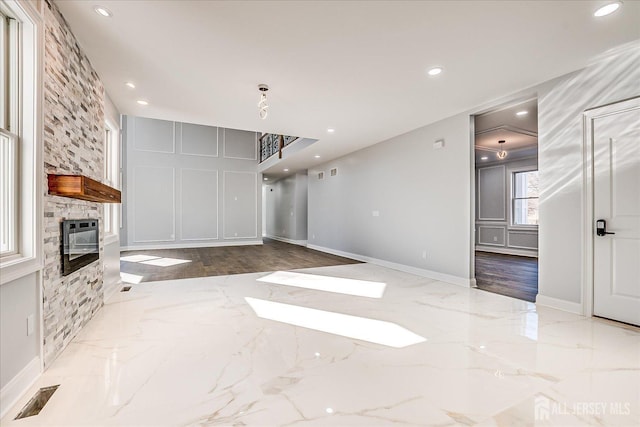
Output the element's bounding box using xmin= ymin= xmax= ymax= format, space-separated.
xmin=61 ymin=219 xmax=99 ymax=276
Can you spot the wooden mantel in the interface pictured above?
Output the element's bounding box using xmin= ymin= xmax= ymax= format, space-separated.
xmin=48 ymin=174 xmax=121 ymax=203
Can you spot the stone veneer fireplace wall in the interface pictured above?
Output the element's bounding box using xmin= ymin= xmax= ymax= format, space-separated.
xmin=41 ymin=0 xmax=106 ymax=367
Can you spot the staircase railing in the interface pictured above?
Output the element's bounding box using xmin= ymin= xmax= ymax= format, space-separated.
xmin=259 ymin=133 xmax=299 ymax=163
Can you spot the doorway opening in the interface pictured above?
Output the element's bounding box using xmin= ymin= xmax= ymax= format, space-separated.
xmin=473 ymin=98 xmax=539 ymax=302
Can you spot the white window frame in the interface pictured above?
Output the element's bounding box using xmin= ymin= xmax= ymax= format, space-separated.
xmin=0 ymin=0 xmax=43 ymax=285
xmin=510 ymin=168 xmax=539 ymax=229
xmin=104 ymin=119 xmax=119 ymax=244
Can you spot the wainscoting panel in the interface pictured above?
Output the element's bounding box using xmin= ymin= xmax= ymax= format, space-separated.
xmin=223 ymin=171 xmax=257 ymax=239
xmin=508 ymin=230 xmax=539 ymax=250
xmin=223 ymin=128 xmax=258 ymax=160
xmin=133 ymin=117 xmax=175 ymax=153
xmin=133 ymin=166 xmax=175 ymax=242
xmin=181 ymin=169 xmax=218 ymax=240
xmin=181 ymin=123 xmax=218 ymax=157
xmin=478 ymin=225 xmax=506 ymax=247
xmin=478 ymin=165 xmax=506 ymax=220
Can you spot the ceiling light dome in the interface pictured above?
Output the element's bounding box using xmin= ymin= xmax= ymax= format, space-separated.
xmin=594 ymin=2 xmax=621 ymax=17
xmin=93 ymin=6 xmax=112 ymax=17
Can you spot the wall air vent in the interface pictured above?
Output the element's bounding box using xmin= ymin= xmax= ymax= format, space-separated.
xmin=318 ymin=172 xmax=324 ymax=180
xmin=330 ymin=168 xmax=337 ymax=177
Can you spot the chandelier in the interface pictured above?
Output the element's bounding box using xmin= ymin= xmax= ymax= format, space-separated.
xmin=258 ymin=84 xmax=269 ymax=120
xmin=497 ymin=140 xmax=508 ymax=159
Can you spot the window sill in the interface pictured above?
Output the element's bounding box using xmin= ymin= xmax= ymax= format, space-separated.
xmin=0 ymin=255 xmax=43 ymax=286
xmin=508 ymin=225 xmax=539 ymax=231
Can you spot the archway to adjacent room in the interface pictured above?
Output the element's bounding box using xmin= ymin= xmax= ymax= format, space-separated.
xmin=471 ymin=98 xmax=539 ymax=302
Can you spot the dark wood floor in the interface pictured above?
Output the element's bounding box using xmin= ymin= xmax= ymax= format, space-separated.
xmin=475 ymin=251 xmax=538 ymax=302
xmin=120 ymin=238 xmax=361 ymax=283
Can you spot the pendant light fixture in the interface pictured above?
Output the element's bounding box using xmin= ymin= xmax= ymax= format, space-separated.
xmin=258 ymin=84 xmax=269 ymax=119
xmin=497 ymin=140 xmax=508 ymax=159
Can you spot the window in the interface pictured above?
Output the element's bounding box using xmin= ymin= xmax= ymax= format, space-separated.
xmin=104 ymin=120 xmax=120 ymax=237
xmin=0 ymin=0 xmax=42 ymax=284
xmin=512 ymin=170 xmax=539 ymax=226
xmin=0 ymin=10 xmax=19 ymax=257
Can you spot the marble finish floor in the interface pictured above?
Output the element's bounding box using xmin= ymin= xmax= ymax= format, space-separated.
xmin=2 ymin=264 xmax=639 ymax=426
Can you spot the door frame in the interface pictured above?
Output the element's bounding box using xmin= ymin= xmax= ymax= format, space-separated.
xmin=469 ymin=94 xmax=538 ymax=290
xmin=582 ymin=96 xmax=640 ymax=318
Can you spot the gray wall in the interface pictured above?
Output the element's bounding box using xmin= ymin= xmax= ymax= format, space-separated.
xmin=476 ymin=157 xmax=538 ymax=255
xmin=121 ymin=116 xmax=261 ymax=249
xmin=538 ymin=42 xmax=640 ymax=305
xmin=265 ymin=173 xmax=308 ymax=243
xmin=0 ymin=273 xmax=39 ymax=390
xmin=308 ymin=114 xmax=472 ymax=284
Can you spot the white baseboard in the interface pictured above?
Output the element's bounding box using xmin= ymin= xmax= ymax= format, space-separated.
xmin=307 ymin=244 xmax=473 ymax=287
xmin=535 ymin=294 xmax=583 ymax=315
xmin=475 ymin=246 xmax=538 ymax=258
xmin=265 ymin=235 xmax=308 ymax=246
xmin=121 ymin=240 xmax=263 ymax=251
xmin=0 ymin=356 xmax=41 ymax=419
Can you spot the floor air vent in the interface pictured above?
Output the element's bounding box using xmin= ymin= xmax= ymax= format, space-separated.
xmin=121 ymin=286 xmax=132 ymax=292
xmin=14 ymin=385 xmax=59 ymax=419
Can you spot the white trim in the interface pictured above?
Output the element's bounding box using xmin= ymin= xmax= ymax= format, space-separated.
xmin=535 ymin=294 xmax=583 ymax=315
xmin=0 ymin=0 xmax=44 ymax=285
xmin=477 ymin=225 xmax=506 ymax=247
xmin=222 ymin=171 xmax=258 ymax=239
xmin=582 ymin=96 xmax=640 ymax=319
xmin=0 ymin=356 xmax=41 ymax=419
xmin=477 ymin=165 xmax=506 ymax=220
xmin=475 ymin=245 xmax=538 ymax=258
xmin=307 ymin=244 xmax=473 ymax=288
xmin=508 ymin=166 xmax=539 ymax=227
xmin=265 ymin=235 xmax=308 ymax=246
xmin=120 ymin=239 xmax=263 ymax=251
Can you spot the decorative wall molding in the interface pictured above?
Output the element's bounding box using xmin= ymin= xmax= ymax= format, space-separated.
xmin=477 ymin=165 xmax=506 ymax=220
xmin=477 ymin=225 xmax=506 ymax=247
xmin=222 ymin=171 xmax=258 ymax=239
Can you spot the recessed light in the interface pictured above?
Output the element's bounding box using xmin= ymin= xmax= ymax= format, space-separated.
xmin=594 ymin=2 xmax=621 ymax=17
xmin=93 ymin=6 xmax=112 ymax=17
xmin=427 ymin=67 xmax=443 ymax=76
xmin=125 ymin=82 xmax=136 ymax=89
xmin=263 ymin=177 xmax=268 ymax=181
xmin=326 ymin=408 xmax=334 ymax=414
xmin=283 ymin=168 xmax=289 ymax=172
xmin=480 ymin=156 xmax=488 ymax=160
xmin=136 ymin=100 xmax=148 ymax=106
xmin=327 ymin=128 xmax=335 ymax=133
xmin=516 ymin=110 xmax=528 ymax=116
xmin=314 ymin=155 xmax=321 ymax=159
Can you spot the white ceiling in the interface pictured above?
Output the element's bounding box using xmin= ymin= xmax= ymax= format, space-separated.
xmin=474 ymin=98 xmax=538 ymax=163
xmin=55 ymin=1 xmax=640 ymax=175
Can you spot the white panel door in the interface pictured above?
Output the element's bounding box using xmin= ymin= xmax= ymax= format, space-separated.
xmin=592 ymin=97 xmax=640 ymax=326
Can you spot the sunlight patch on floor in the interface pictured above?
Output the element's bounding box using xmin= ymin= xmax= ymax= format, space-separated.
xmin=257 ymin=271 xmax=386 ymax=298
xmin=245 ymin=297 xmax=426 ymax=348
